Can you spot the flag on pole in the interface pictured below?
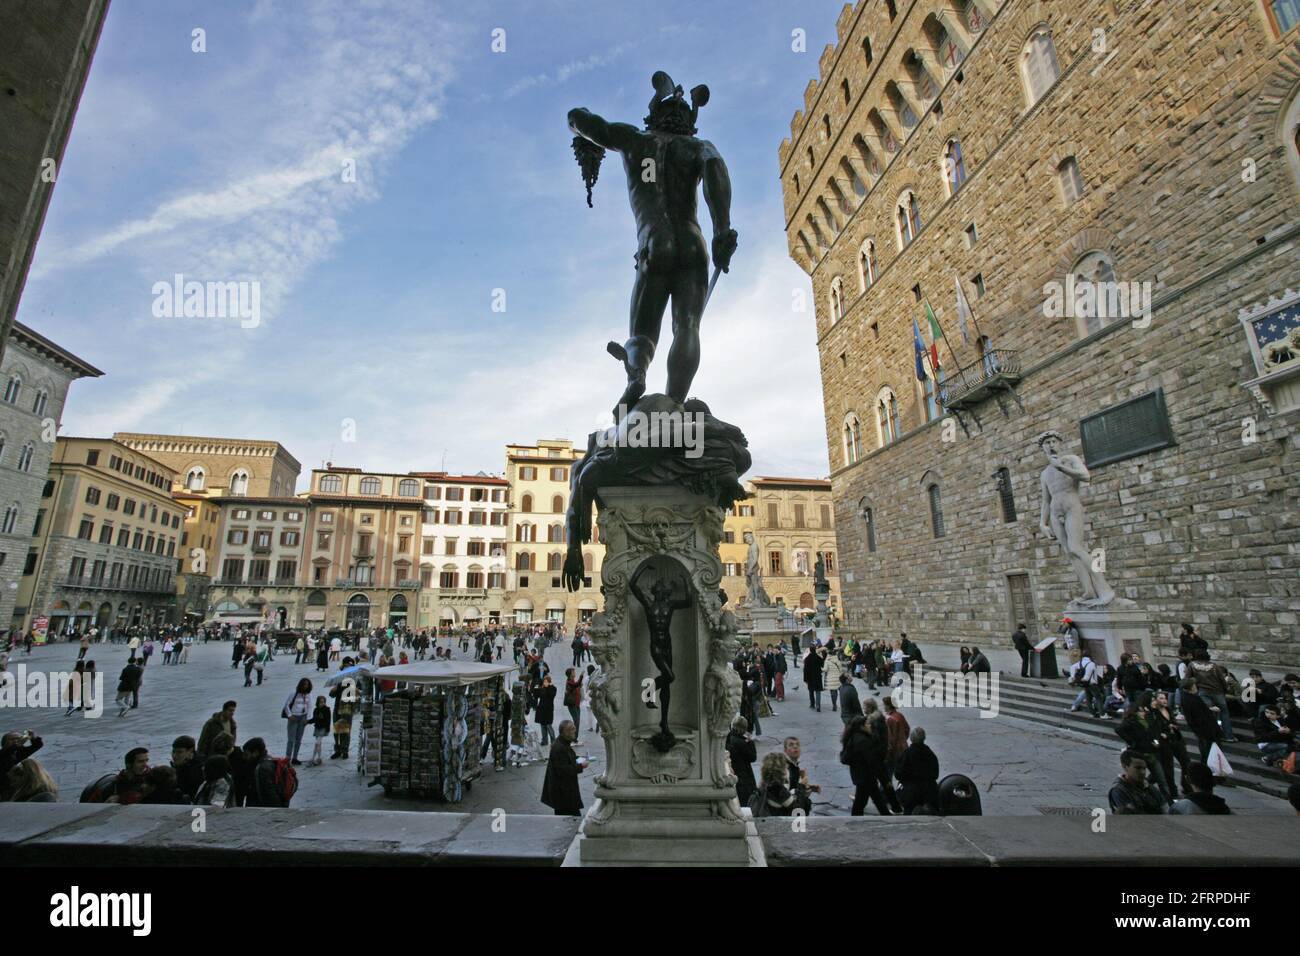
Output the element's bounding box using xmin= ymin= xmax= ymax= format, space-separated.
xmin=953 ymin=275 xmax=973 ymax=345
xmin=924 ymin=302 xmax=943 ymax=374
xmin=911 ymin=318 xmax=927 ymax=381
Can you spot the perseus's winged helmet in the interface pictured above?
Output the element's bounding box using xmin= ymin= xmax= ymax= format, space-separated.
xmin=648 ymin=70 xmax=710 ymax=129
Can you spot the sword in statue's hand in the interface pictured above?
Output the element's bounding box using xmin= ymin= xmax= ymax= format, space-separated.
xmin=703 ymin=265 xmax=722 ymax=313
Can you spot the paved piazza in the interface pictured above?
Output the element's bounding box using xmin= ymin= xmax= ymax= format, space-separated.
xmin=3 ymin=639 xmax=1290 ymax=817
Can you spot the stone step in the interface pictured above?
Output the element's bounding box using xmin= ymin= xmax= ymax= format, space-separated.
xmin=985 ymin=693 xmax=1293 ymax=799
xmin=987 ymin=681 xmax=1262 ymax=740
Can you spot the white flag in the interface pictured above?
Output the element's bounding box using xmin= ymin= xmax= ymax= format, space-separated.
xmin=954 ymin=275 xmax=973 ymax=345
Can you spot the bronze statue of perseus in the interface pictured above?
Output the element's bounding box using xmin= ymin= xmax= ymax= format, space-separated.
xmin=569 ymin=70 xmax=738 ymax=414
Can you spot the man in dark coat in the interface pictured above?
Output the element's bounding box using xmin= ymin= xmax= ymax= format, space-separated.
xmin=895 ymin=727 xmax=940 ymax=814
xmin=725 ymin=717 xmax=757 ymax=807
xmin=1011 ymin=624 xmax=1031 ymax=677
xmin=1179 ymin=679 xmax=1222 ymax=762
xmin=197 ymin=701 xmax=238 ymax=759
xmin=838 ymin=673 xmax=863 ymax=724
xmin=803 ymin=646 xmax=824 ymax=712
xmin=541 ymin=720 xmax=584 ymax=816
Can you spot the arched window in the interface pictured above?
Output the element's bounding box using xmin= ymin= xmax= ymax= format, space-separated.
xmin=185 ymin=468 xmax=205 ymax=491
xmin=319 ymin=474 xmax=342 ymax=493
xmin=516 ymin=552 xmax=534 ymax=571
xmin=843 ymin=412 xmax=862 ymax=466
xmin=841 ymin=78 xmax=851 ymax=104
xmin=1 ymin=503 xmax=17 ymax=534
xmin=17 ymin=443 xmax=33 ymax=472
xmin=583 ymin=551 xmax=594 ymax=573
xmin=858 ymin=240 xmax=877 ymax=292
xmin=793 ymin=172 xmax=801 ymax=194
xmin=548 ymin=523 xmax=563 ymax=543
xmin=521 ymin=493 xmax=533 ymax=513
xmin=398 ymin=479 xmax=419 ymax=497
xmin=1280 ymin=84 xmax=1300 ymax=194
xmin=920 ymin=372 xmax=940 ymax=422
xmin=928 ymin=483 xmax=946 ymax=538
xmin=859 ymin=499 xmax=878 ymax=553
xmin=821 ymin=114 xmax=832 ymax=140
xmin=552 ymin=495 xmax=564 ymax=513
xmin=1057 ymin=156 xmax=1084 ymax=205
xmin=547 ymin=552 xmax=563 ymax=572
xmin=943 ymin=139 xmax=967 ymax=195
xmin=31 ymin=389 xmax=48 ymax=416
xmin=896 ymin=191 xmax=922 ymax=249
xmin=1021 ymin=26 xmax=1061 ymax=107
xmin=2 ymin=376 xmax=20 ymax=405
xmin=358 ymin=476 xmax=380 ymax=495
xmin=515 ymin=522 xmax=535 ymax=543
xmin=875 ymin=388 xmax=900 ymax=447
xmin=829 ymin=276 xmax=845 ymax=323
xmin=230 ymin=470 xmax=250 ymax=495
xmin=1070 ymin=251 xmax=1119 ymax=336
xmin=0 ymin=434 xmax=5 ymax=463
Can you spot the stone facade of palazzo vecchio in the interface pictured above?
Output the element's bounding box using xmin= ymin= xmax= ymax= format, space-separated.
xmin=780 ymin=0 xmax=1300 ymax=666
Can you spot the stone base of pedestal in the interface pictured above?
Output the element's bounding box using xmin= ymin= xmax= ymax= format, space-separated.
xmin=1067 ymin=604 xmax=1154 ymax=666
xmin=568 ymin=801 xmax=764 ymax=867
xmin=748 ymin=605 xmax=783 ymax=632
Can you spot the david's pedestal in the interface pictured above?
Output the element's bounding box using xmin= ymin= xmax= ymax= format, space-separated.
xmin=577 ymin=485 xmax=752 ymax=866
xmin=1067 ymin=602 xmax=1154 ymax=666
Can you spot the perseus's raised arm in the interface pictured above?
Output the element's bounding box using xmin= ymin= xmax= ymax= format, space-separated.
xmin=568 ymin=108 xmax=640 ymax=153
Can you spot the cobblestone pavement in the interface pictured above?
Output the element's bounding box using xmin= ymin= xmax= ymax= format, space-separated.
xmin=2 ymin=639 xmax=1289 ymax=816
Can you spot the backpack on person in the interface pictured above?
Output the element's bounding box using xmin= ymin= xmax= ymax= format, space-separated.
xmin=79 ymin=772 xmax=120 ymax=804
xmin=746 ymin=787 xmax=770 ymax=818
xmin=265 ymin=757 xmax=298 ymax=805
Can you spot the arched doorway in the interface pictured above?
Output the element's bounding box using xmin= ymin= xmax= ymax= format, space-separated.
xmin=346 ymin=594 xmax=370 ymax=630
xmin=49 ymin=600 xmax=70 ymax=637
xmin=275 ymin=606 xmax=287 ymax=629
xmin=96 ymin=602 xmax=112 ymax=628
xmin=388 ymin=594 xmax=408 ymax=627
xmin=799 ymin=592 xmax=814 ymax=609
xmin=305 ymin=590 xmax=326 ymax=628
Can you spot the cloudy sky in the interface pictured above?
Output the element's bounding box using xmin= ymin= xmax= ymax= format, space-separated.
xmin=21 ymin=0 xmax=846 ymax=487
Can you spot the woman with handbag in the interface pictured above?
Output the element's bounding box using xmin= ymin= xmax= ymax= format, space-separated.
xmin=282 ymin=678 xmax=313 ymax=766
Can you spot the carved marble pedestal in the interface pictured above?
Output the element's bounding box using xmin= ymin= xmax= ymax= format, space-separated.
xmin=577 ymin=486 xmax=752 ymax=866
xmin=1067 ymin=603 xmax=1154 ymax=666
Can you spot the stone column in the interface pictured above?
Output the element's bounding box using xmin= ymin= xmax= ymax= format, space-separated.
xmin=578 ymin=485 xmax=752 ymax=865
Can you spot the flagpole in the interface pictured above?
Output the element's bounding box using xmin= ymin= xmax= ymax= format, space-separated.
xmin=925 ymin=301 xmax=974 ymax=391
xmin=953 ymin=276 xmax=988 ymax=355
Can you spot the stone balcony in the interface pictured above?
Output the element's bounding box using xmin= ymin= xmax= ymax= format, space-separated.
xmin=940 ymin=348 xmax=1023 ymax=411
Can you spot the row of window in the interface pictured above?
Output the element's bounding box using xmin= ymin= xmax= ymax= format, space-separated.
xmin=226 ymin=529 xmax=302 ymax=548
xmin=424 ymin=508 xmax=506 ymax=526
xmin=424 ymin=485 xmax=504 ymax=502
xmin=184 ymin=467 xmax=251 ymax=495
xmin=422 ymin=539 xmax=503 ymax=557
xmin=518 ymin=493 xmax=565 ymax=513
xmin=513 ymin=551 xmax=596 ymax=573
xmin=827 ymin=153 xmax=1084 ymax=328
xmin=516 ymin=466 xmax=569 ymax=482
xmin=228 ymin=508 xmax=303 ymax=523
xmin=218 ymin=558 xmax=298 ymax=584
xmin=79 ymin=484 xmax=181 ymax=528
xmin=424 ymin=570 xmax=507 ymax=590
xmin=0 ymin=438 xmax=36 ymax=473
xmin=859 ymin=467 xmax=1018 ymax=551
xmin=103 ymin=452 xmax=171 ymax=492
xmin=61 ymin=557 xmax=171 ymax=590
xmin=514 ymin=523 xmax=603 ymax=544
xmin=1 ymin=376 xmax=49 ymax=416
xmin=73 ymin=515 xmax=177 ymax=557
